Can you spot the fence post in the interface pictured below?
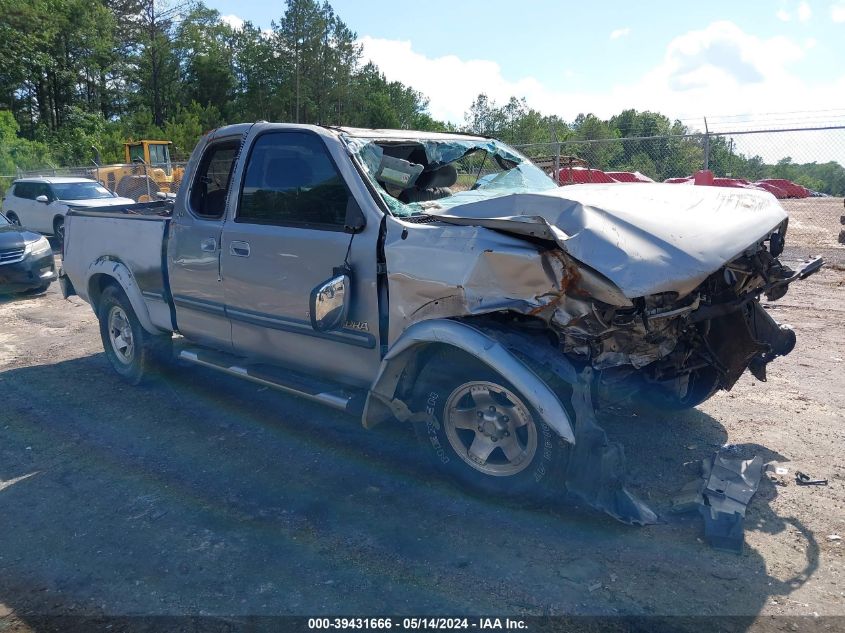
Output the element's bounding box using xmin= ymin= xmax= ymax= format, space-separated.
xmin=553 ymin=142 xmax=560 ymax=184
xmin=144 ymin=162 xmax=151 ymax=201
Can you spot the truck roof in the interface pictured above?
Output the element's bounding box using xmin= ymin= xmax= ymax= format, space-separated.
xmin=206 ymin=122 xmax=489 ymax=144
xmin=335 ymin=127 xmax=489 ymax=142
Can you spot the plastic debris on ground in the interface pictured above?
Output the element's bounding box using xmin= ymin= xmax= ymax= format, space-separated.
xmin=698 ymin=453 xmax=764 ymax=553
xmin=671 ymin=450 xmax=764 ymax=553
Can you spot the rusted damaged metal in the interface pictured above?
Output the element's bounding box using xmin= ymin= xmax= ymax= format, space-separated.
xmin=527 ymin=251 xmax=583 ymax=317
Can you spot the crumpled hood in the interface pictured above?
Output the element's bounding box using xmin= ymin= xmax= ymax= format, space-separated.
xmin=434 ymin=182 xmax=788 ymax=298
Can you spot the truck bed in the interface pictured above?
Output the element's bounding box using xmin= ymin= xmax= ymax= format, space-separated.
xmin=62 ymin=201 xmax=175 ymax=332
xmin=66 ymin=199 xmax=174 ymax=217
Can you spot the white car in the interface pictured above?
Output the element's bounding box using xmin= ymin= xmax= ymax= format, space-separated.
xmin=1 ymin=177 xmax=135 ymax=243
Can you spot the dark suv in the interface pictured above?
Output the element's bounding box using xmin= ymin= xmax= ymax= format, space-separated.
xmin=0 ymin=211 xmax=57 ymax=295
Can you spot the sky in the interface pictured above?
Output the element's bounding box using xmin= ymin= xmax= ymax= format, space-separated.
xmin=206 ymin=0 xmax=845 ymax=162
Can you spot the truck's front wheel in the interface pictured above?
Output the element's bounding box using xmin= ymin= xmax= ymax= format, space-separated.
xmin=97 ymin=285 xmax=171 ymax=385
xmin=410 ymin=350 xmax=568 ymax=500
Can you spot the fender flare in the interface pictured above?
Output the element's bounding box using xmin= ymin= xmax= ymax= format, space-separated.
xmin=85 ymin=257 xmax=165 ymax=335
xmin=362 ymin=319 xmax=576 ymax=444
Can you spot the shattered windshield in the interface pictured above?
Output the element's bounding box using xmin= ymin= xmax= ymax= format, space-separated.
xmin=342 ymin=135 xmax=558 ymax=216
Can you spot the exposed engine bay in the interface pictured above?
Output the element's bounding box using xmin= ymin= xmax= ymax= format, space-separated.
xmin=547 ymin=239 xmax=822 ymax=408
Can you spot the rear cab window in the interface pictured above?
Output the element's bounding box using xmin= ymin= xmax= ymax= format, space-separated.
xmin=188 ymin=142 xmax=240 ymax=220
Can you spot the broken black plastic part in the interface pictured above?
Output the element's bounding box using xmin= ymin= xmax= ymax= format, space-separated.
xmin=769 ymin=231 xmax=785 ymax=257
xmin=699 ymin=506 xmax=745 ymax=553
xmin=698 ymin=452 xmax=764 ymax=553
xmin=795 ymin=471 xmax=828 ymax=486
xmin=483 ymin=328 xmax=658 ymax=526
xmin=565 ymin=371 xmax=659 ymax=526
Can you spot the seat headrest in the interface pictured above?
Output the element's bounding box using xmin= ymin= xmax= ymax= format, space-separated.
xmin=416 ymin=164 xmax=458 ymax=189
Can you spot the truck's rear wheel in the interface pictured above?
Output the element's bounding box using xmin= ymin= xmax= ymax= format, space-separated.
xmin=97 ymin=285 xmax=171 ymax=385
xmin=410 ymin=349 xmax=568 ymax=500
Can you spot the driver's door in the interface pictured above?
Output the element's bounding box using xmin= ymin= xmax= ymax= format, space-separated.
xmin=220 ymin=129 xmax=382 ymax=388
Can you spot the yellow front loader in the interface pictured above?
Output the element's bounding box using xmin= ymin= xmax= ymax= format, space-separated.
xmin=93 ymin=140 xmax=185 ymax=202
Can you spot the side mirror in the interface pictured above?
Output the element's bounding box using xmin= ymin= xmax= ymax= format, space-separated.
xmin=344 ymin=196 xmax=366 ymax=234
xmin=310 ymin=270 xmax=350 ymax=332
xmin=35 ymin=195 xmax=49 ymax=204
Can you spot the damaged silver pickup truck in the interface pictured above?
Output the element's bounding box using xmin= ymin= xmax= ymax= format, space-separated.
xmin=59 ymin=123 xmax=822 ymax=524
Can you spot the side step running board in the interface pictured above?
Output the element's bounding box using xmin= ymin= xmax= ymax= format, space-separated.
xmin=178 ymin=348 xmax=363 ymax=414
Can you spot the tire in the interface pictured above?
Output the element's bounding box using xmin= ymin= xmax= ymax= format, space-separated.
xmin=409 ymin=348 xmax=569 ymax=500
xmin=97 ymin=285 xmax=172 ymax=385
xmin=6 ymin=212 xmax=21 ymax=226
xmin=116 ymin=175 xmax=160 ymax=202
xmin=53 ymin=216 xmax=65 ymax=245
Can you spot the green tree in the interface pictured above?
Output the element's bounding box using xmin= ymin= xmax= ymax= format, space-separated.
xmin=175 ymin=4 xmax=237 ymax=117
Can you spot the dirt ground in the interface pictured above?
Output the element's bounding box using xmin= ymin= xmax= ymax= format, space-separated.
xmin=781 ymin=197 xmax=844 ymax=265
xmin=0 ymin=249 xmax=843 ymax=631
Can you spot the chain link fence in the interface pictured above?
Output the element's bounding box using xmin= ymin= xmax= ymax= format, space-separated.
xmin=0 ymin=162 xmax=190 ymax=205
xmin=515 ymin=125 xmax=845 ymax=260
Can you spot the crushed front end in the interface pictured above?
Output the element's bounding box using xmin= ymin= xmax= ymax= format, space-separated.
xmin=344 ymin=128 xmax=822 ymax=525
xmin=544 ymin=231 xmax=824 ymax=409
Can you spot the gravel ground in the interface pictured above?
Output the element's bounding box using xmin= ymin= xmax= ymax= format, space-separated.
xmin=0 ymin=251 xmax=843 ymax=632
xmin=781 ymin=197 xmax=845 ymax=265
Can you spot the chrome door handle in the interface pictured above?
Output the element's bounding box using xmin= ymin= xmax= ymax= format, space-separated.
xmin=229 ymin=241 xmax=251 ymax=257
xmin=200 ymin=238 xmax=217 ymax=252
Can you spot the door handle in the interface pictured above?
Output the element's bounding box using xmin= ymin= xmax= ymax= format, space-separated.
xmin=230 ymin=241 xmax=251 ymax=257
xmin=200 ymin=238 xmax=217 ymax=252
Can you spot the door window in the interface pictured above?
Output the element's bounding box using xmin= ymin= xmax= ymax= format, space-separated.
xmin=128 ymin=144 xmax=145 ymax=163
xmin=189 ymin=142 xmax=239 ymax=220
xmin=150 ymin=144 xmax=163 ymax=165
xmin=237 ymin=132 xmax=349 ymax=230
xmin=35 ymin=183 xmax=53 ymax=201
xmin=14 ymin=182 xmax=36 ymax=199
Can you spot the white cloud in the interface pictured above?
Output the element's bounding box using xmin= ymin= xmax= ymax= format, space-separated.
xmin=358 ymin=36 xmax=549 ymax=123
xmin=831 ymin=2 xmax=845 ymax=21
xmin=797 ymin=1 xmax=812 ymax=21
xmin=776 ymin=9 xmax=791 ymax=21
xmin=804 ymin=36 xmax=818 ymax=48
xmin=358 ymin=21 xmax=845 ymax=163
xmin=609 ymin=27 xmax=631 ymax=40
xmin=220 ymin=14 xmax=245 ymax=30
xmin=219 ymin=13 xmax=273 ymax=38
